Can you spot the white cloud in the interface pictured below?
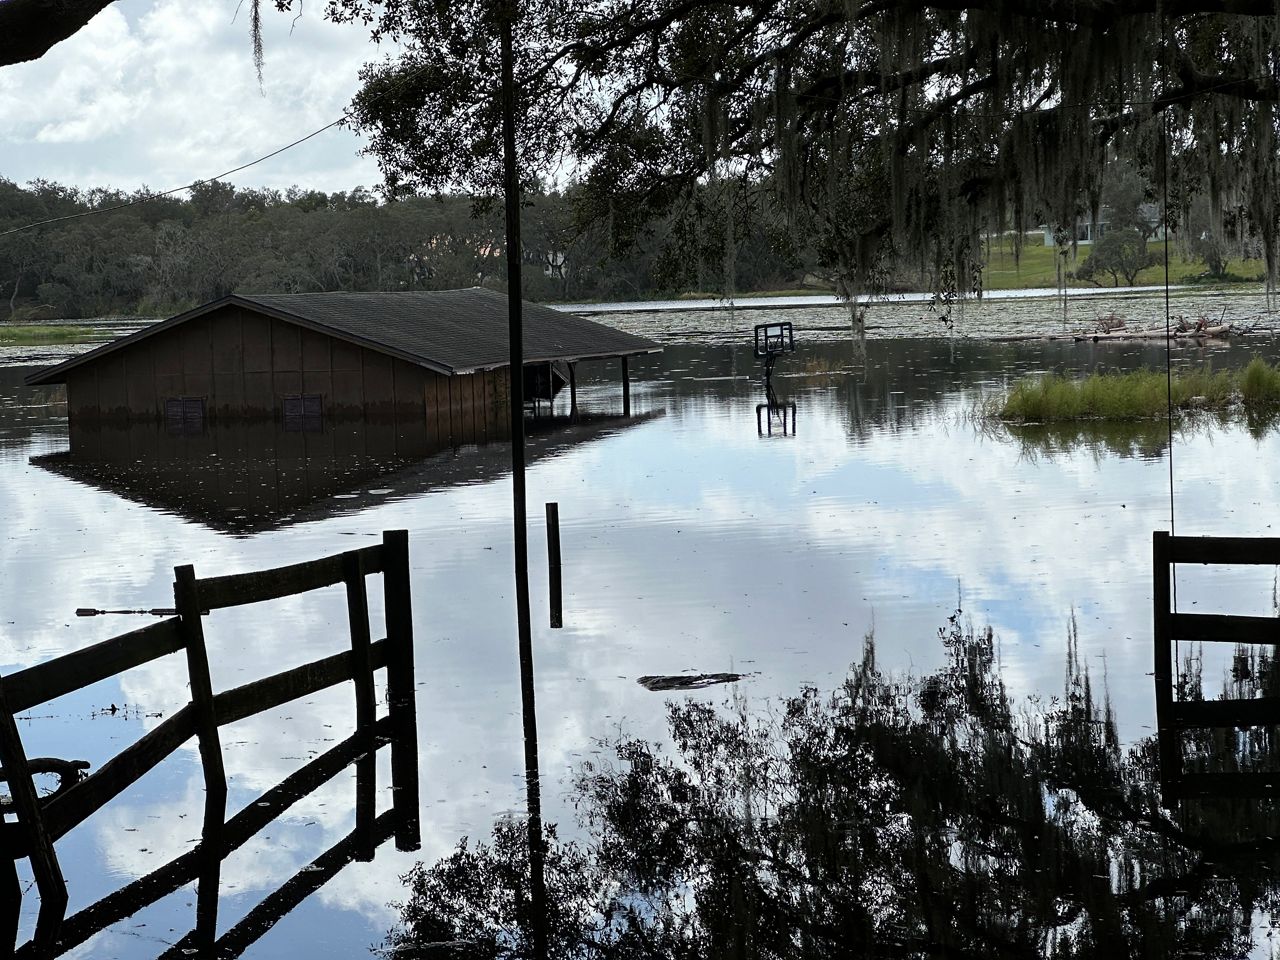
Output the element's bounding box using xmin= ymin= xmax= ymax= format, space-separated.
xmin=0 ymin=0 xmax=391 ymax=193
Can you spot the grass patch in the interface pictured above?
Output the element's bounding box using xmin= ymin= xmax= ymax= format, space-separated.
xmin=0 ymin=324 xmax=99 ymax=345
xmin=982 ymin=237 xmax=1265 ymax=291
xmin=994 ymin=362 xmax=1278 ymax=421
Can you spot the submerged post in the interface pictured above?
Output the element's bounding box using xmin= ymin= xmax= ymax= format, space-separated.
xmin=546 ymin=502 xmax=562 ymax=629
xmin=499 ymin=4 xmax=549 ymax=958
xmin=622 ymin=355 xmax=631 ymax=417
xmin=2 ymin=850 xmax=17 ymax=954
xmin=174 ymin=564 xmax=227 ymax=950
xmin=1152 ymin=530 xmax=1179 ymax=805
xmin=343 ymin=550 xmax=377 ymax=862
xmin=0 ymin=677 xmax=67 ymax=953
xmin=382 ymin=529 xmax=420 ymax=851
xmin=568 ymin=361 xmax=578 ymax=422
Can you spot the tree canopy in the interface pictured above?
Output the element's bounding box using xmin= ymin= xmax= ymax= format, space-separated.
xmin=326 ymin=0 xmax=1280 ymax=303
xmin=10 ymin=0 xmax=1280 ymax=305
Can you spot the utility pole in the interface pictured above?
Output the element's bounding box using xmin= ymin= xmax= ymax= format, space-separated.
xmin=498 ymin=2 xmax=549 ymax=957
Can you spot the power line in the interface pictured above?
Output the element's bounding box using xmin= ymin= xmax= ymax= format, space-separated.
xmin=0 ymin=61 xmax=433 ymax=241
xmin=0 ymin=118 xmax=348 ymax=240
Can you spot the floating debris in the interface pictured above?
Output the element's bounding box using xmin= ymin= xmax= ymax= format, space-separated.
xmin=637 ymin=673 xmax=745 ymax=691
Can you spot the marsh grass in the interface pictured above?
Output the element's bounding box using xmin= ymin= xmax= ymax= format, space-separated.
xmin=0 ymin=324 xmax=99 ymax=346
xmin=995 ymin=361 xmax=1280 ymax=421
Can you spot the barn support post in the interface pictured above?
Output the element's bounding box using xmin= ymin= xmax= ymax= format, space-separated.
xmin=622 ymin=356 xmax=631 ymax=417
xmin=568 ymin=362 xmax=578 ymax=422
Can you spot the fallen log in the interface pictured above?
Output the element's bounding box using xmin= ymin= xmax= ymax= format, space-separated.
xmin=991 ymin=324 xmax=1235 ymax=343
xmin=1073 ymin=324 xmax=1232 ymax=341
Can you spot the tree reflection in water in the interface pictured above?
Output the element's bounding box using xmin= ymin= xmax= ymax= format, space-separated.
xmin=385 ymin=615 xmax=1280 ymax=959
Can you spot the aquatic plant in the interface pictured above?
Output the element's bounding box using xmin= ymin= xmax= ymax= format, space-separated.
xmin=995 ymin=363 xmax=1278 ymax=422
xmin=383 ymin=616 xmax=1280 ymax=959
xmin=0 ymin=324 xmax=97 ymax=346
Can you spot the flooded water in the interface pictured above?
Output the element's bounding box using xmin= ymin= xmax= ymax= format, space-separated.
xmin=6 ymin=330 xmax=1280 ymax=956
xmin=578 ymin=286 xmax=1277 ymax=341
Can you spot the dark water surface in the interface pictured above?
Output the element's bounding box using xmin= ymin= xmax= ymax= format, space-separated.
xmin=5 ymin=337 xmax=1280 ymax=956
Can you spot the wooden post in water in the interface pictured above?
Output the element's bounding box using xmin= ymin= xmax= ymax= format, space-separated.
xmin=0 ymin=676 xmax=67 ymax=952
xmin=499 ymin=4 xmax=549 ymax=958
xmin=343 ymin=550 xmax=377 ymax=862
xmin=622 ymin=356 xmax=631 ymax=417
xmin=1152 ymin=530 xmax=1178 ymax=804
xmin=1 ymin=846 xmax=18 ymax=955
xmin=382 ymin=529 xmax=420 ymax=851
xmin=568 ymin=362 xmax=578 ymax=422
xmin=173 ymin=564 xmax=227 ymax=950
xmin=546 ymin=503 xmax=562 ymax=629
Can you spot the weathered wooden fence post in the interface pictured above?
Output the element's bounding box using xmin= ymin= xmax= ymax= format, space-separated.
xmin=0 ymin=677 xmax=67 ymax=954
xmin=2 ymin=845 xmax=18 ymax=956
xmin=1152 ymin=531 xmax=1178 ymax=803
xmin=622 ymin=356 xmax=631 ymax=417
xmin=546 ymin=503 xmax=562 ymax=629
xmin=343 ymin=550 xmax=377 ymax=863
xmin=381 ymin=529 xmax=420 ymax=851
xmin=173 ymin=564 xmax=227 ymax=949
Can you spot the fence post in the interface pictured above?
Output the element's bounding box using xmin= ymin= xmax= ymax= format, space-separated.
xmin=174 ymin=564 xmax=227 ymax=949
xmin=343 ymin=550 xmax=377 ymax=863
xmin=382 ymin=529 xmax=421 ymax=851
xmin=2 ymin=849 xmax=18 ymax=955
xmin=0 ymin=677 xmax=67 ymax=953
xmin=546 ymin=503 xmax=562 ymax=629
xmin=622 ymin=356 xmax=631 ymax=417
xmin=1153 ymin=530 xmax=1179 ymax=804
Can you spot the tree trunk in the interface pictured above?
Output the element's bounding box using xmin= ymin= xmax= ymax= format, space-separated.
xmin=8 ymin=272 xmax=22 ymax=320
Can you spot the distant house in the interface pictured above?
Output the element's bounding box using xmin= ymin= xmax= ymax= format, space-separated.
xmin=1041 ymin=204 xmax=1168 ymax=247
xmin=25 ymin=288 xmax=660 ymax=442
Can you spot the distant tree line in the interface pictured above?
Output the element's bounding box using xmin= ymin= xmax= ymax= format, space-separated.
xmin=0 ymin=177 xmax=823 ymax=321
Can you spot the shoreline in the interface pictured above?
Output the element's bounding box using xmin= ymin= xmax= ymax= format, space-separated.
xmin=551 ymin=284 xmax=1201 ymax=315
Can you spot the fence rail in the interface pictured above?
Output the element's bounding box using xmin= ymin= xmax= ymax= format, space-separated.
xmin=1154 ymin=530 xmax=1280 ymax=802
xmin=0 ymin=530 xmax=420 ymax=957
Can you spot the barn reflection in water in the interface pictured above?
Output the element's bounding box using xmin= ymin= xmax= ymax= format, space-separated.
xmin=31 ymin=413 xmax=657 ymax=534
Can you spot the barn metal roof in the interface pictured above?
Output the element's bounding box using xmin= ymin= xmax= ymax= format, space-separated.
xmin=25 ymin=287 xmax=661 ymax=385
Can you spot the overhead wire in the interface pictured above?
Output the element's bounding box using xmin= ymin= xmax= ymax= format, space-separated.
xmin=0 ymin=60 xmax=434 ymax=241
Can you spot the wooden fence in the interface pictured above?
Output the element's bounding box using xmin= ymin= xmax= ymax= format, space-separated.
xmin=0 ymin=530 xmax=420 ymax=957
xmin=1154 ymin=530 xmax=1280 ymax=801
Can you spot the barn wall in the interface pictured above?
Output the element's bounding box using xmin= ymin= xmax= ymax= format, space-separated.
xmin=63 ymin=304 xmax=514 ymax=444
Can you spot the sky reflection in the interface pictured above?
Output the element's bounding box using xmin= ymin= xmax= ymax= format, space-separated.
xmin=4 ymin=337 xmax=1280 ymax=956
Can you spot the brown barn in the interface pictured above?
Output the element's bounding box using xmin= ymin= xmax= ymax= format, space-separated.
xmin=25 ymin=288 xmax=660 ymax=442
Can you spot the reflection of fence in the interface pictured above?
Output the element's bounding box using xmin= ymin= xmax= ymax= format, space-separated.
xmin=0 ymin=530 xmax=420 ymax=957
xmin=1153 ymin=531 xmax=1280 ymax=801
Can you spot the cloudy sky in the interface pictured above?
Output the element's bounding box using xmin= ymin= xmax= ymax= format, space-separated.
xmin=0 ymin=0 xmax=395 ymax=195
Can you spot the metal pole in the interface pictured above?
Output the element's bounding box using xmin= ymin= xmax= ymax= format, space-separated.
xmin=498 ymin=4 xmax=548 ymax=957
